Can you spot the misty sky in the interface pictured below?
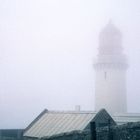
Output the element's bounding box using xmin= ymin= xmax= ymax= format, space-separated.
xmin=0 ymin=0 xmax=140 ymax=129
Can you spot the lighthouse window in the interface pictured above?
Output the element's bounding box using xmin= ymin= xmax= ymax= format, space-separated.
xmin=104 ymin=72 xmax=107 ymax=79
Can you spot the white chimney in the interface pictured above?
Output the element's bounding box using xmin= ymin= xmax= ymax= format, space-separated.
xmin=75 ymin=105 xmax=81 ymax=111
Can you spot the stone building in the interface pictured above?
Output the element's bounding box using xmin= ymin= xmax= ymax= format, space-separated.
xmin=23 ymin=109 xmax=116 ymax=140
xmin=23 ymin=108 xmax=140 ymax=140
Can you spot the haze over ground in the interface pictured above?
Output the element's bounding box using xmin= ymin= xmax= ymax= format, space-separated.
xmin=0 ymin=0 xmax=140 ymax=128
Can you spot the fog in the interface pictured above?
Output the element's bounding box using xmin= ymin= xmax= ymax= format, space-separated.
xmin=0 ymin=0 xmax=140 ymax=128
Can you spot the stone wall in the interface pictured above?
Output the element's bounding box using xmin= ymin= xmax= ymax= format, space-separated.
xmin=0 ymin=129 xmax=24 ymax=140
xmin=112 ymin=122 xmax=140 ymax=140
xmin=96 ymin=122 xmax=140 ymax=140
xmin=41 ymin=122 xmax=140 ymax=140
xmin=41 ymin=130 xmax=90 ymax=140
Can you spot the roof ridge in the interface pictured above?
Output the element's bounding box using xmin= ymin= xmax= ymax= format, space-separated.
xmin=113 ymin=113 xmax=140 ymax=117
xmin=47 ymin=110 xmax=97 ymax=114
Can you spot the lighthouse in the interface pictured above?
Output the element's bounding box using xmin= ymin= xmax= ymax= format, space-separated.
xmin=94 ymin=22 xmax=128 ymax=114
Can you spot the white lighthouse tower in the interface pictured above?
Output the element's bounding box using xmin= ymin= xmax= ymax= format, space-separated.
xmin=94 ymin=22 xmax=128 ymax=114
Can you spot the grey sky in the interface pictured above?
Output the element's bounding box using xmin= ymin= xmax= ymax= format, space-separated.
xmin=0 ymin=0 xmax=140 ymax=128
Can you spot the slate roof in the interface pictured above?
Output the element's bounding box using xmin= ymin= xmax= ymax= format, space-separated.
xmin=113 ymin=113 xmax=140 ymax=125
xmin=24 ymin=110 xmax=96 ymax=138
xmin=23 ymin=109 xmax=140 ymax=139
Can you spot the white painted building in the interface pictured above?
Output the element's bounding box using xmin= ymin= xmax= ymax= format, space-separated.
xmin=94 ymin=21 xmax=128 ymax=114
